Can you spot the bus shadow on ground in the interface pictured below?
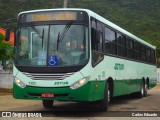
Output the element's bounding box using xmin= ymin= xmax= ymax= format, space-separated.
xmin=45 ymin=94 xmax=142 ymax=117
xmin=45 ymin=102 xmax=103 ymax=117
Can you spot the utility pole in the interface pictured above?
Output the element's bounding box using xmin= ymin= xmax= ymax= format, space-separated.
xmin=63 ymin=0 xmax=68 ymax=8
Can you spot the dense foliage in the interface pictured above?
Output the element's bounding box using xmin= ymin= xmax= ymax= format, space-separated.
xmin=0 ymin=34 xmax=13 ymax=67
xmin=0 ymin=0 xmax=160 ymax=66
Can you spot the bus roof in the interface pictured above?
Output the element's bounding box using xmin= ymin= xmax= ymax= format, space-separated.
xmin=18 ymin=8 xmax=156 ymax=49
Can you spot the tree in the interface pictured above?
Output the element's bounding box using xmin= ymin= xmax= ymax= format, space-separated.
xmin=0 ymin=33 xmax=14 ymax=68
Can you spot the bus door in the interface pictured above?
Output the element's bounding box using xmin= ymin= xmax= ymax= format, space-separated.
xmin=91 ymin=19 xmax=105 ymax=100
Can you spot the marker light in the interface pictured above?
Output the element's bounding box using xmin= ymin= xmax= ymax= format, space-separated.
xmin=70 ymin=76 xmax=90 ymax=89
xmin=14 ymin=78 xmax=26 ymax=88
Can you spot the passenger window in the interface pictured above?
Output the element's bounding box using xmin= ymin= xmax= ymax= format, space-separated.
xmin=126 ymin=38 xmax=134 ymax=49
xmin=126 ymin=38 xmax=134 ymax=59
xmin=117 ymin=33 xmax=126 ymax=45
xmin=134 ymin=42 xmax=141 ymax=61
xmin=146 ymin=47 xmax=151 ymax=63
xmin=105 ymin=27 xmax=116 ymax=42
xmin=141 ymin=45 xmax=146 ymax=62
xmin=105 ymin=27 xmax=117 ymax=55
xmin=117 ymin=33 xmax=126 ymax=57
xmin=151 ymin=49 xmax=156 ymax=64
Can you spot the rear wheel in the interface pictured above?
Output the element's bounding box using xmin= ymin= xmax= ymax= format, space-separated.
xmin=99 ymin=83 xmax=110 ymax=111
xmin=42 ymin=100 xmax=54 ymax=109
xmin=144 ymin=83 xmax=148 ymax=97
xmin=133 ymin=81 xmax=145 ymax=98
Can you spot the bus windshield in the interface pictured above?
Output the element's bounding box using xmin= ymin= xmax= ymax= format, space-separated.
xmin=15 ymin=24 xmax=89 ymax=67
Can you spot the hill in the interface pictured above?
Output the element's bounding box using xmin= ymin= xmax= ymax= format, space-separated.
xmin=69 ymin=0 xmax=160 ymax=45
xmin=0 ymin=0 xmax=160 ymax=65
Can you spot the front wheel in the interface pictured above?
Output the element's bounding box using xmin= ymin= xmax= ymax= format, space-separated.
xmin=42 ymin=100 xmax=54 ymax=109
xmin=99 ymin=83 xmax=110 ymax=111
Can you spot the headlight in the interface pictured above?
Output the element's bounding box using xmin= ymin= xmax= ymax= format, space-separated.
xmin=70 ymin=76 xmax=90 ymax=89
xmin=14 ymin=78 xmax=26 ymax=88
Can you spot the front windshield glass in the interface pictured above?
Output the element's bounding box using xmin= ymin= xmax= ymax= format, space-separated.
xmin=15 ymin=24 xmax=89 ymax=67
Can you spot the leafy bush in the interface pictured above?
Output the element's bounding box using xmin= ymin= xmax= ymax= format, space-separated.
xmin=0 ymin=34 xmax=13 ymax=68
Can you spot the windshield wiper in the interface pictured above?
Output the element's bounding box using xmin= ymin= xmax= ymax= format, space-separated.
xmin=56 ymin=31 xmax=60 ymax=51
xmin=56 ymin=21 xmax=72 ymax=50
xmin=41 ymin=28 xmax=44 ymax=49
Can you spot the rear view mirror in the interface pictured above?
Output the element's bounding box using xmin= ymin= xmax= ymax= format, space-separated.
xmin=4 ymin=27 xmax=10 ymax=41
xmin=4 ymin=18 xmax=17 ymax=41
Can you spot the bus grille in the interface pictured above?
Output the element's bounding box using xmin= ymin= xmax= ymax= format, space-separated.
xmin=22 ymin=72 xmax=75 ymax=80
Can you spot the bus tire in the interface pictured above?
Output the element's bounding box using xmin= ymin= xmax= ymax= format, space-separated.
xmin=136 ymin=81 xmax=145 ymax=98
xmin=42 ymin=100 xmax=54 ymax=109
xmin=144 ymin=82 xmax=148 ymax=97
xmin=99 ymin=82 xmax=109 ymax=111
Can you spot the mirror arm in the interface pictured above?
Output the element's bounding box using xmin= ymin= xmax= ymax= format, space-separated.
xmin=6 ymin=18 xmax=17 ymax=25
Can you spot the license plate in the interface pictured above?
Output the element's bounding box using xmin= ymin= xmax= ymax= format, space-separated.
xmin=41 ymin=93 xmax=54 ymax=98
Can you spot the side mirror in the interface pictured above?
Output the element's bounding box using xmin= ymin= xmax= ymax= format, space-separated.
xmin=4 ymin=27 xmax=10 ymax=41
xmin=4 ymin=18 xmax=17 ymax=41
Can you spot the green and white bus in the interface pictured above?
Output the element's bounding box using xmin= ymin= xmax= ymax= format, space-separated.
xmin=5 ymin=8 xmax=157 ymax=111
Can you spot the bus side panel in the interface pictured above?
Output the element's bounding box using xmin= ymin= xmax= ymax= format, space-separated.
xmin=93 ymin=80 xmax=106 ymax=100
xmin=113 ymin=79 xmax=141 ymax=97
xmin=91 ymin=56 xmax=109 ymax=101
xmin=113 ymin=80 xmax=123 ymax=97
xmin=123 ymin=79 xmax=141 ymax=94
xmin=139 ymin=62 xmax=157 ymax=89
xmin=106 ymin=56 xmax=124 ymax=97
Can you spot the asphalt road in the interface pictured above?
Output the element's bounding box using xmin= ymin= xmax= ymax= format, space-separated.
xmin=0 ymin=85 xmax=160 ymax=119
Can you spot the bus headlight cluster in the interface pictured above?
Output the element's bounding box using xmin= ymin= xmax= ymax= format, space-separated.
xmin=70 ymin=76 xmax=90 ymax=89
xmin=14 ymin=78 xmax=26 ymax=88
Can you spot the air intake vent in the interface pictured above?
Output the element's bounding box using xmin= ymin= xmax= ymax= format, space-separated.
xmin=22 ymin=72 xmax=75 ymax=80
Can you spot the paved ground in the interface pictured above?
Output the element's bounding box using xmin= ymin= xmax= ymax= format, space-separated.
xmin=0 ymin=85 xmax=160 ymax=120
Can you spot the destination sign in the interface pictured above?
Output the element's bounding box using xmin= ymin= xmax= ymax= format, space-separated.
xmin=18 ymin=11 xmax=86 ymax=23
xmin=18 ymin=11 xmax=89 ymax=23
xmin=31 ymin=12 xmax=77 ymax=21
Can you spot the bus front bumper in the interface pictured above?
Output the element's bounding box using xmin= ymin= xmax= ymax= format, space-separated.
xmin=13 ymin=81 xmax=105 ymax=102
